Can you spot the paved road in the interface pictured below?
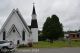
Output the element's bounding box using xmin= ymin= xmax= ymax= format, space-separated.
xmin=39 ymin=48 xmax=80 ymax=53
xmin=14 ymin=48 xmax=80 ymax=53
xmin=15 ymin=49 xmax=39 ymax=53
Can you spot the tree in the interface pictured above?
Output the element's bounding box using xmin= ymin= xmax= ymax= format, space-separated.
xmin=42 ymin=15 xmax=64 ymax=42
xmin=42 ymin=17 xmax=51 ymax=36
xmin=42 ymin=17 xmax=51 ymax=40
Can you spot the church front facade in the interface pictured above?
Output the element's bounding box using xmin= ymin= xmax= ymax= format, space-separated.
xmin=0 ymin=5 xmax=38 ymax=45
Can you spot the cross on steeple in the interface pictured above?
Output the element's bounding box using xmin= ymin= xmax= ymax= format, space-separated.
xmin=33 ymin=2 xmax=35 ymax=5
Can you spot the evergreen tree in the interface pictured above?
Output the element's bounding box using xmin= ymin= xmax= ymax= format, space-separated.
xmin=42 ymin=15 xmax=64 ymax=42
xmin=42 ymin=17 xmax=51 ymax=36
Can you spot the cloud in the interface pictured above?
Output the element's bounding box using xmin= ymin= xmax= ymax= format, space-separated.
xmin=0 ymin=0 xmax=80 ymax=31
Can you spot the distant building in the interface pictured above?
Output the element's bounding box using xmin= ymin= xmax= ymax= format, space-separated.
xmin=64 ymin=31 xmax=80 ymax=40
xmin=69 ymin=32 xmax=80 ymax=40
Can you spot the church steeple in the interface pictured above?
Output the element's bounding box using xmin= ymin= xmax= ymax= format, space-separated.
xmin=31 ymin=3 xmax=38 ymax=28
xmin=32 ymin=4 xmax=36 ymax=15
xmin=31 ymin=3 xmax=38 ymax=43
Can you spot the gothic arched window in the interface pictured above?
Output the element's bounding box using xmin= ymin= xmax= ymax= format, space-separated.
xmin=3 ymin=31 xmax=6 ymax=40
xmin=13 ymin=29 xmax=15 ymax=32
xmin=22 ymin=30 xmax=25 ymax=41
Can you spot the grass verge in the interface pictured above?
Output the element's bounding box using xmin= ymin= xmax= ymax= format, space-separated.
xmin=33 ymin=40 xmax=80 ymax=48
xmin=17 ymin=40 xmax=80 ymax=49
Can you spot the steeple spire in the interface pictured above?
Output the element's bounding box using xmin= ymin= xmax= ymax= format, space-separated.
xmin=32 ymin=3 xmax=36 ymax=15
xmin=31 ymin=3 xmax=38 ymax=28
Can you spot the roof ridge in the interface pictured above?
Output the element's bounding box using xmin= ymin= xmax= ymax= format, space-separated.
xmin=15 ymin=9 xmax=31 ymax=33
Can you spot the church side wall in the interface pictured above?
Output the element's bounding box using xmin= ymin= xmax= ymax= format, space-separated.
xmin=0 ymin=33 xmax=3 ymax=41
xmin=20 ymin=31 xmax=30 ymax=44
xmin=31 ymin=28 xmax=38 ymax=42
xmin=6 ymin=31 xmax=21 ymax=44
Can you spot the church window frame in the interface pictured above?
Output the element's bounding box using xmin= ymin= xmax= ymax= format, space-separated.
xmin=3 ymin=31 xmax=6 ymax=40
xmin=22 ymin=29 xmax=25 ymax=41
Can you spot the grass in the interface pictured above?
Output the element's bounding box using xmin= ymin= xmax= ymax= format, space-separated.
xmin=33 ymin=40 xmax=80 ymax=48
xmin=17 ymin=40 xmax=80 ymax=49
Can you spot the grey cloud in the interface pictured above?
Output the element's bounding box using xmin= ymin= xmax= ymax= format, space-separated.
xmin=0 ymin=0 xmax=80 ymax=31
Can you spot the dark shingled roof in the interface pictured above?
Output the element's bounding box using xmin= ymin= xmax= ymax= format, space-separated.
xmin=28 ymin=26 xmax=31 ymax=29
xmin=31 ymin=5 xmax=38 ymax=28
xmin=31 ymin=20 xmax=38 ymax=28
xmin=32 ymin=5 xmax=36 ymax=14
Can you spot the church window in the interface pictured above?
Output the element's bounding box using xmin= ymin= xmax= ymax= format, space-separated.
xmin=22 ymin=31 xmax=25 ymax=41
xmin=12 ymin=27 xmax=15 ymax=33
xmin=13 ymin=29 xmax=15 ymax=32
xmin=3 ymin=31 xmax=6 ymax=40
xmin=17 ymin=40 xmax=20 ymax=45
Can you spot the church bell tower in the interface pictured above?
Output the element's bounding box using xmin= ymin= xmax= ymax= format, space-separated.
xmin=31 ymin=4 xmax=38 ymax=42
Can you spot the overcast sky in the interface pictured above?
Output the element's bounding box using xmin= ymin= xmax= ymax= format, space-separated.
xmin=0 ymin=0 xmax=80 ymax=31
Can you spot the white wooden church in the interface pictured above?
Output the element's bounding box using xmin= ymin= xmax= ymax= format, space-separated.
xmin=0 ymin=5 xmax=38 ymax=45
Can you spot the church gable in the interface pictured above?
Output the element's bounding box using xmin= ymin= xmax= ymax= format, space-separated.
xmin=0 ymin=9 xmax=31 ymax=34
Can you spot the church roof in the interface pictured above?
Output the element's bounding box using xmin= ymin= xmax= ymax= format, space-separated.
xmin=16 ymin=9 xmax=31 ymax=33
xmin=31 ymin=5 xmax=38 ymax=28
xmin=31 ymin=19 xmax=38 ymax=28
xmin=0 ymin=9 xmax=31 ymax=33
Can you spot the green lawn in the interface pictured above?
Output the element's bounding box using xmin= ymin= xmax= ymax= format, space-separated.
xmin=33 ymin=40 xmax=80 ymax=48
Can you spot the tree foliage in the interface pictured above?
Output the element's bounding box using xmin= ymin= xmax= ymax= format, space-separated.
xmin=42 ymin=15 xmax=64 ymax=42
